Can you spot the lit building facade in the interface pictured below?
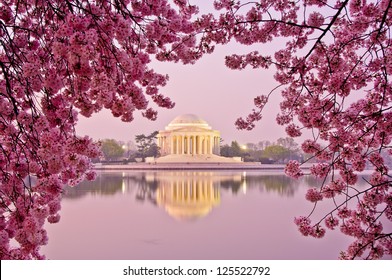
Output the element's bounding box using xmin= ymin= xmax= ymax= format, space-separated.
xmin=157 ymin=114 xmax=221 ymax=156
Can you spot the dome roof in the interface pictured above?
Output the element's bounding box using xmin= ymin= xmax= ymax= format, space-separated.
xmin=166 ymin=114 xmax=211 ymax=129
xmin=170 ymin=114 xmax=207 ymax=124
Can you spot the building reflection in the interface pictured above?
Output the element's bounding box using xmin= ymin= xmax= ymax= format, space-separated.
xmin=154 ymin=172 xmax=222 ymax=221
xmin=63 ymin=171 xmax=300 ymax=220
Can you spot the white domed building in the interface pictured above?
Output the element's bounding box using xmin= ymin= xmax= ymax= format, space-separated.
xmin=158 ymin=114 xmax=220 ymax=156
xmin=154 ymin=114 xmax=242 ymax=163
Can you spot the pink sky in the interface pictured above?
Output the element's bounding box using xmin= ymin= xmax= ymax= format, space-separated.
xmin=76 ymin=41 xmax=293 ymax=145
xmin=76 ymin=2 xmax=305 ymax=146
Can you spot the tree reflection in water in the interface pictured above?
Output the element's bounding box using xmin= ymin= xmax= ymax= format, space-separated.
xmin=134 ymin=173 xmax=158 ymax=206
xmin=223 ymin=172 xmax=300 ymax=197
xmin=63 ymin=171 xmax=302 ymax=197
xmin=62 ymin=170 xmax=302 ymax=221
xmin=63 ymin=170 xmax=300 ymax=200
xmin=63 ymin=173 xmax=124 ymax=199
xmin=45 ymin=170 xmax=380 ymax=259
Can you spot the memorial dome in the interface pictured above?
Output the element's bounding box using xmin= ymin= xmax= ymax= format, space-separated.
xmin=166 ymin=114 xmax=211 ymax=129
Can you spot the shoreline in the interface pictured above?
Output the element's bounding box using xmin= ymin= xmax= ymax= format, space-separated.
xmin=92 ymin=162 xmax=313 ymax=171
xmin=92 ymin=163 xmax=379 ymax=174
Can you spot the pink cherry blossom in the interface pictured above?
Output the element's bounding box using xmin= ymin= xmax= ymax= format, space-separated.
xmin=1 ymin=0 xmax=391 ymax=260
xmin=325 ymin=216 xmax=339 ymax=230
xmin=305 ymin=188 xmax=323 ymax=203
xmin=294 ymin=216 xmax=313 ymax=236
xmin=285 ymin=160 xmax=304 ymax=179
xmin=0 ymin=0 xmax=200 ymax=259
xmin=211 ymin=0 xmax=392 ymax=259
xmin=310 ymin=225 xmax=326 ymax=238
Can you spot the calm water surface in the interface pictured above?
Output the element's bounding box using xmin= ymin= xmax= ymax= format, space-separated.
xmin=42 ymin=170 xmax=380 ymax=260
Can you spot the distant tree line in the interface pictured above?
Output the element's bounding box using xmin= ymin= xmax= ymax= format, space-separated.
xmin=100 ymin=139 xmax=125 ymax=161
xmin=220 ymin=137 xmax=303 ymax=164
xmin=98 ymin=131 xmax=160 ymax=162
xmin=98 ymin=135 xmax=308 ymax=164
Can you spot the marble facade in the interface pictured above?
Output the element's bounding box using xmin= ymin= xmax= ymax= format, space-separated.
xmin=157 ymin=114 xmax=221 ymax=156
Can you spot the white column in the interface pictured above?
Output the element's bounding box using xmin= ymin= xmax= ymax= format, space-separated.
xmin=192 ymin=136 xmax=196 ymax=155
xmin=186 ymin=136 xmax=191 ymax=155
xmin=181 ymin=135 xmax=185 ymax=154
xmin=178 ymin=135 xmax=181 ymax=154
xmin=194 ymin=136 xmax=197 ymax=154
xmin=174 ymin=135 xmax=176 ymax=154
xmin=182 ymin=135 xmax=185 ymax=154
xmin=197 ymin=136 xmax=200 ymax=154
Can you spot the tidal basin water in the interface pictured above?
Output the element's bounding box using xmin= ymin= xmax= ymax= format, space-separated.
xmin=42 ymin=170 xmax=369 ymax=259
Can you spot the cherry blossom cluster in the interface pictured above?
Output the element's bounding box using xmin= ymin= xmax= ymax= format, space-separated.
xmin=204 ymin=0 xmax=392 ymax=259
xmin=0 ymin=0 xmax=201 ymax=259
xmin=1 ymin=0 xmax=391 ymax=260
xmin=285 ymin=160 xmax=304 ymax=179
xmin=294 ymin=216 xmax=326 ymax=238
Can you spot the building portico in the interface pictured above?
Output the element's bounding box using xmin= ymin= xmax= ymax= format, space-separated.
xmin=157 ymin=114 xmax=220 ymax=156
xmin=158 ymin=134 xmax=220 ymax=155
xmin=153 ymin=114 xmax=244 ymax=164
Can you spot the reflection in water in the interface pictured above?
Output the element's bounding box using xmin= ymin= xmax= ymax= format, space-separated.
xmin=155 ymin=172 xmax=220 ymax=221
xmin=44 ymin=170 xmax=387 ymax=260
xmin=63 ymin=173 xmax=124 ymax=199
xmin=63 ymin=171 xmax=299 ymax=220
xmin=225 ymin=172 xmax=299 ymax=196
